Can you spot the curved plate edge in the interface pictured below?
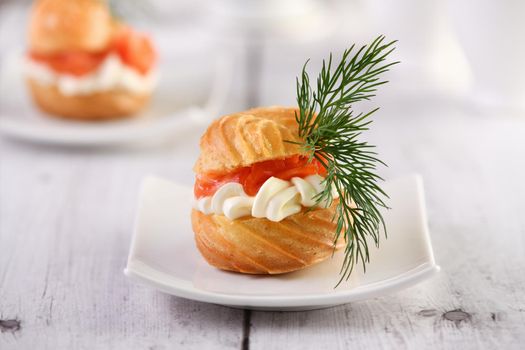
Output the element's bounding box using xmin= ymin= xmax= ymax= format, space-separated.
xmin=124 ymin=262 xmax=440 ymax=310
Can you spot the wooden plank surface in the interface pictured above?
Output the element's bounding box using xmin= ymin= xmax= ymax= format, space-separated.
xmin=1 ymin=1 xmax=525 ymax=349
xmin=2 ymin=97 xmax=524 ymax=350
xmin=0 ymin=136 xmax=245 ymax=349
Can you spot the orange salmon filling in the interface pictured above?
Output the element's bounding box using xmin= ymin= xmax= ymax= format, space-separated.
xmin=194 ymin=155 xmax=327 ymax=198
xmin=28 ymin=27 xmax=156 ymax=76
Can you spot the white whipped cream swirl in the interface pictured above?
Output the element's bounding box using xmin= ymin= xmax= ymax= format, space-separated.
xmin=193 ymin=175 xmax=338 ymax=222
xmin=24 ymin=54 xmax=157 ymax=96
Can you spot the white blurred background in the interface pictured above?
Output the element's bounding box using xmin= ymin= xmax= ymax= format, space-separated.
xmin=1 ymin=0 xmax=524 ymax=114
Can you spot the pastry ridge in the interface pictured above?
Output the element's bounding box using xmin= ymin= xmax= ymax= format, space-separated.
xmin=193 ymin=107 xmax=307 ymax=174
xmin=191 ymin=202 xmax=343 ymax=275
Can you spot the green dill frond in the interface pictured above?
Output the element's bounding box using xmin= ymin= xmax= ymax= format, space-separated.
xmin=294 ymin=35 xmax=398 ymax=286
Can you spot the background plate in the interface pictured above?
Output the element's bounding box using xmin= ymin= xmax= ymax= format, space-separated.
xmin=0 ymin=49 xmax=232 ymax=146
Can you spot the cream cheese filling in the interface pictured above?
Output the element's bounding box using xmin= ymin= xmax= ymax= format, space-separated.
xmin=24 ymin=54 xmax=157 ymax=96
xmin=193 ymin=174 xmax=338 ymax=222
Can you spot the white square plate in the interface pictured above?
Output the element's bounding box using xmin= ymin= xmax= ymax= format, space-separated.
xmin=125 ymin=174 xmax=440 ymax=311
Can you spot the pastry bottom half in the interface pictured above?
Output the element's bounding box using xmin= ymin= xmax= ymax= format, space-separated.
xmin=27 ymin=78 xmax=150 ymax=121
xmin=191 ymin=202 xmax=344 ymax=274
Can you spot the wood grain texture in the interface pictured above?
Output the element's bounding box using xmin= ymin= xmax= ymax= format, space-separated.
xmin=0 ymin=136 xmax=244 ymax=350
xmin=1 ymin=2 xmax=525 ymax=349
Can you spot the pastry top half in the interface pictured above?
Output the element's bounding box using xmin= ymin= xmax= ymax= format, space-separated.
xmin=194 ymin=107 xmax=307 ymax=174
xmin=29 ymin=0 xmax=114 ymax=55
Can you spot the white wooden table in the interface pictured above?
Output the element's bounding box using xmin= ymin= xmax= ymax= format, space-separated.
xmin=1 ymin=2 xmax=525 ymax=349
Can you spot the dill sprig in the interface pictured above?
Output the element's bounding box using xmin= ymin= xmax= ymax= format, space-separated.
xmin=293 ymin=35 xmax=398 ymax=285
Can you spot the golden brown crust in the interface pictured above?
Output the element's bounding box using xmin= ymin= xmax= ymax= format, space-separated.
xmin=27 ymin=79 xmax=150 ymax=121
xmin=191 ymin=202 xmax=343 ymax=274
xmin=28 ymin=0 xmax=113 ymax=54
xmin=191 ymin=106 xmax=343 ymax=275
xmin=193 ymin=107 xmax=307 ymax=174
